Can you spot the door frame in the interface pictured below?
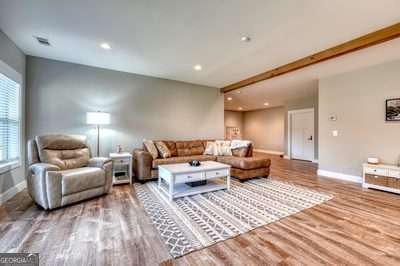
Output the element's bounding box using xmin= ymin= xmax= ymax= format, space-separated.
xmin=287 ymin=108 xmax=315 ymax=161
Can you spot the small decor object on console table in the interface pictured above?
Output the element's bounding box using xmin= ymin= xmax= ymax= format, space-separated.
xmin=362 ymin=163 xmax=400 ymax=194
xmin=109 ymin=152 xmax=132 ymax=185
xmin=367 ymin=157 xmax=380 ymax=164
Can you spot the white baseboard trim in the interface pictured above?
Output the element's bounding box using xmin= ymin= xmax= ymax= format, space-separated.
xmin=0 ymin=180 xmax=27 ymax=205
xmin=282 ymin=155 xmax=318 ymax=163
xmin=317 ymin=169 xmax=362 ymax=183
xmin=253 ymin=149 xmax=284 ymax=155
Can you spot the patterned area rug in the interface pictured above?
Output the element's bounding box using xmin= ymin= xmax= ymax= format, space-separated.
xmin=134 ymin=178 xmax=332 ymax=258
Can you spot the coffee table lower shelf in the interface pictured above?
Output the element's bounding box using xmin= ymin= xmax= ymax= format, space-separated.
xmin=159 ymin=179 xmax=227 ymax=200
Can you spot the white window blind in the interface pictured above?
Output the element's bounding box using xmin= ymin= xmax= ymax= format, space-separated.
xmin=0 ymin=73 xmax=20 ymax=165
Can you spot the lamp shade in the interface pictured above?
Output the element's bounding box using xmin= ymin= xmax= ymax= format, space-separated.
xmin=86 ymin=111 xmax=110 ymax=125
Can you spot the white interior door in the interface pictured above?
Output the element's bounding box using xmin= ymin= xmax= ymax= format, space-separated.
xmin=290 ymin=110 xmax=314 ymax=161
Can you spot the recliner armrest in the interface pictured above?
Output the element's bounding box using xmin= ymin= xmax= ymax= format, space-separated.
xmin=27 ymin=163 xmax=62 ymax=210
xmin=88 ymin=157 xmax=113 ymax=194
xmin=29 ymin=163 xmax=61 ymax=175
xmin=88 ymin=157 xmax=112 ymax=168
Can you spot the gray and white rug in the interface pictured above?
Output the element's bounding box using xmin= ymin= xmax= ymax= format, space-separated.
xmin=134 ymin=178 xmax=332 ymax=258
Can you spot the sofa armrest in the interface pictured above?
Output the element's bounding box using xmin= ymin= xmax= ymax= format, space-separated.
xmin=246 ymin=143 xmax=253 ymax=157
xmin=88 ymin=157 xmax=112 ymax=168
xmin=133 ymin=149 xmax=153 ymax=181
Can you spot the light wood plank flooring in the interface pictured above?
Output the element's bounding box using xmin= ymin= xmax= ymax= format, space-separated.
xmin=1 ymin=154 xmax=400 ymax=265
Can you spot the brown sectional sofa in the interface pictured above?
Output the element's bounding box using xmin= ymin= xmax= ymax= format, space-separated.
xmin=133 ymin=139 xmax=271 ymax=182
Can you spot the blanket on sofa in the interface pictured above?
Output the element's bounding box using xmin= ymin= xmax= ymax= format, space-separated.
xmin=230 ymin=139 xmax=251 ymax=149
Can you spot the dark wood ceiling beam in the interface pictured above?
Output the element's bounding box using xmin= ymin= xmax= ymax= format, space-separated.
xmin=222 ymin=22 xmax=400 ymax=93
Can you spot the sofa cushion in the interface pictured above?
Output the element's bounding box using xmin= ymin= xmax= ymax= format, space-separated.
xmin=61 ymin=167 xmax=105 ymax=195
xmin=143 ymin=140 xmax=158 ymax=159
xmin=161 ymin=141 xmax=178 ymax=157
xmin=175 ymin=140 xmax=205 ymax=156
xmin=217 ymin=156 xmax=270 ymax=170
xmin=155 ymin=141 xmax=171 ymax=158
xmin=152 ymin=155 xmax=217 ymax=168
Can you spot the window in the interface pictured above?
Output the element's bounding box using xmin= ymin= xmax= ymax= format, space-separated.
xmin=0 ymin=73 xmax=21 ymax=168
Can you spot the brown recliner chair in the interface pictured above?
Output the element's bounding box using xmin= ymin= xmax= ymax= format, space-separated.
xmin=26 ymin=134 xmax=113 ymax=210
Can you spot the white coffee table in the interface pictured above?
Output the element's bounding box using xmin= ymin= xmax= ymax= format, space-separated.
xmin=158 ymin=161 xmax=231 ymax=201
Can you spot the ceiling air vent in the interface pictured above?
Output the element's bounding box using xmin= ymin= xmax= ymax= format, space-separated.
xmin=34 ymin=36 xmax=51 ymax=46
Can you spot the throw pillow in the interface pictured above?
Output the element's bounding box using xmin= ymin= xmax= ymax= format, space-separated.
xmin=203 ymin=141 xmax=216 ymax=155
xmin=214 ymin=140 xmax=232 ymax=156
xmin=143 ymin=140 xmax=158 ymax=159
xmin=155 ymin=141 xmax=171 ymax=158
xmin=231 ymin=147 xmax=249 ymax=157
xmin=231 ymin=140 xmax=251 ymax=157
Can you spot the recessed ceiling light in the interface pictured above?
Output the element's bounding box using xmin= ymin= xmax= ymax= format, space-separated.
xmin=264 ymin=102 xmax=269 ymax=106
xmin=238 ymin=107 xmax=243 ymax=111
xmin=227 ymin=97 xmax=232 ymax=101
xmin=241 ymin=36 xmax=251 ymax=42
xmin=193 ymin=64 xmax=202 ymax=71
xmin=100 ymin=43 xmax=111 ymax=50
xmin=237 ymin=90 xmax=241 ymax=94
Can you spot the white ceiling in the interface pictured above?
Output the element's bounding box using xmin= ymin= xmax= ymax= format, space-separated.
xmin=0 ymin=0 xmax=399 ymax=90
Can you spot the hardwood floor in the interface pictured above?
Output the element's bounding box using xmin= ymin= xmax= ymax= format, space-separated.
xmin=1 ymin=154 xmax=400 ymax=265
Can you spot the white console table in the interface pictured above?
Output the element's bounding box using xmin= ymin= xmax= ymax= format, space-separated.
xmin=362 ymin=163 xmax=400 ymax=194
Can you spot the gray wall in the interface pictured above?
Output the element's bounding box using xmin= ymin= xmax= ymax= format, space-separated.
xmin=224 ymin=111 xmax=244 ymax=138
xmin=284 ymin=91 xmax=319 ymax=158
xmin=0 ymin=30 xmax=26 ymax=194
xmin=319 ymin=60 xmax=400 ymax=176
xmin=26 ymin=57 xmax=224 ymax=155
xmin=234 ymin=94 xmax=317 ymax=156
xmin=243 ymin=107 xmax=285 ymax=152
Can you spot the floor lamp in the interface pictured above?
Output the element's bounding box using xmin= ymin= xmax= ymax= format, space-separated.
xmin=86 ymin=111 xmax=110 ymax=157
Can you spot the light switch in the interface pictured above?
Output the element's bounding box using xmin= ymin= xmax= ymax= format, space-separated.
xmin=332 ymin=130 xmax=338 ymax=137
